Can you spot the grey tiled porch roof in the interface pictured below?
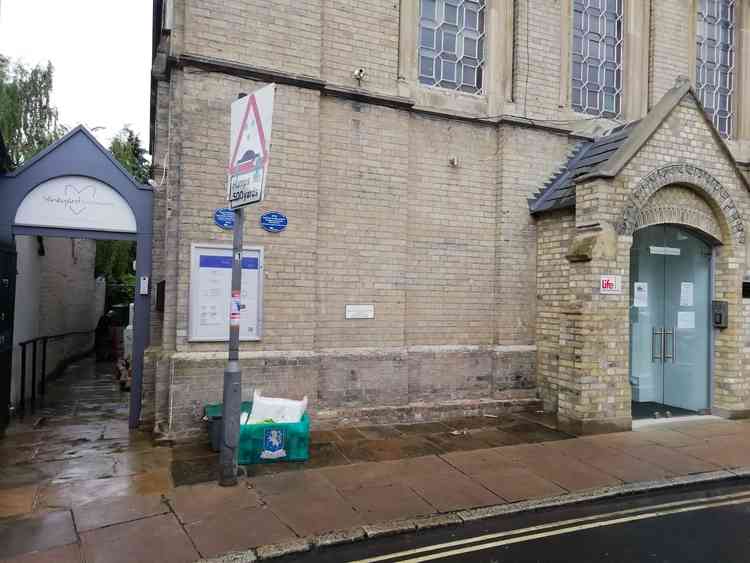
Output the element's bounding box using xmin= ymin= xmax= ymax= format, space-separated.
xmin=529 ymin=120 xmax=639 ymax=215
xmin=529 ymin=76 xmax=750 ymax=216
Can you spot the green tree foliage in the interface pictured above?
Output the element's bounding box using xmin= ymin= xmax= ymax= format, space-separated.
xmin=0 ymin=55 xmax=66 ymax=168
xmin=96 ymin=127 xmax=151 ymax=305
xmin=110 ymin=126 xmax=151 ymax=183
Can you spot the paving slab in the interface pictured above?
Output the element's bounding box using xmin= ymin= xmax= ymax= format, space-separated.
xmin=340 ymin=483 xmax=435 ymax=524
xmin=354 ymin=426 xmax=403 ymax=440
xmin=54 ymin=456 xmax=117 ymax=482
xmin=185 ymin=506 xmax=296 ymax=558
xmin=393 ymin=422 xmax=450 ymax=435
xmin=622 ymin=444 xmax=722 ymax=475
xmin=334 ymin=428 xmax=367 ymax=441
xmin=73 ymin=493 xmax=169 ymax=532
xmin=404 ymin=470 xmax=502 ymax=512
xmin=538 ymin=438 xmax=615 ymax=461
xmin=0 ymin=511 xmax=77 ymax=560
xmin=494 ymin=421 xmax=571 ymax=444
xmin=0 ymin=462 xmax=64 ymax=490
xmin=113 ymin=448 xmax=173 ymax=476
xmin=318 ymin=461 xmax=399 ymax=492
xmin=580 ymin=431 xmax=658 ymax=450
xmin=337 ymin=436 xmax=442 ymax=463
xmin=171 ymin=481 xmax=261 ymax=525
xmin=511 ymin=450 xmax=622 ymax=491
xmin=170 ymin=443 xmax=216 ymax=462
xmin=469 ymin=466 xmax=567 ymax=502
xmin=664 ymin=421 xmax=749 ymax=438
xmin=264 ymin=486 xmax=363 ymax=536
xmin=250 ymin=469 xmax=335 ymax=497
xmin=679 ymin=442 xmax=750 ymax=470
xmin=443 ymin=417 xmax=501 ymax=431
xmin=309 ymin=430 xmax=342 ymax=444
xmin=0 ymin=485 xmax=37 ymax=518
xmin=440 ymin=448 xmax=520 ymax=475
xmin=423 ymin=431 xmax=494 ymax=452
xmin=81 ymin=513 xmax=198 ymax=563
xmin=0 ymin=542 xmax=83 ymax=563
xmin=37 ymin=469 xmax=172 ymax=509
xmin=581 ymin=451 xmax=674 ymax=483
xmin=381 ymin=455 xmax=458 ymax=478
xmin=634 ymin=428 xmax=704 ymax=448
xmin=170 ymin=456 xmax=219 ymax=487
xmin=467 ymin=428 xmax=524 ymax=447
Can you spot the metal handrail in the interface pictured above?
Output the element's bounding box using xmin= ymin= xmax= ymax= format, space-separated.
xmin=17 ymin=329 xmax=95 ymax=414
xmin=18 ymin=330 xmax=94 ymax=347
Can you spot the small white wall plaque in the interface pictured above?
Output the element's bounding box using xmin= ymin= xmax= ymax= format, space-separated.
xmin=345 ymin=304 xmax=374 ymax=319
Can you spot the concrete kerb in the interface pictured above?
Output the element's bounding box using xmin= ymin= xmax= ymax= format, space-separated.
xmin=195 ymin=469 xmax=748 ymax=562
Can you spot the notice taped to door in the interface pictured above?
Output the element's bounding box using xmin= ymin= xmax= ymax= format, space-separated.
xmin=633 ymin=282 xmax=648 ymax=308
xmin=680 ymin=282 xmax=694 ymax=307
xmin=678 ymin=311 xmax=695 ymax=330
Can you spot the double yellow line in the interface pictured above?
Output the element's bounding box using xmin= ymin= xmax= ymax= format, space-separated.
xmin=351 ymin=489 xmax=750 ymax=563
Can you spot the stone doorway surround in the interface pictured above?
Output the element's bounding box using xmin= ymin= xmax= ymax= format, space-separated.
xmin=530 ymin=77 xmax=750 ymax=435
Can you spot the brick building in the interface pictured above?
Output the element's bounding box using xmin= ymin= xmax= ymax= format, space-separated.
xmin=148 ymin=0 xmax=750 ymax=440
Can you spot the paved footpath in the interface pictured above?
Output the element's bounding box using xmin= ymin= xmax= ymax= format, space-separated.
xmin=3 ymin=359 xmax=750 ymax=562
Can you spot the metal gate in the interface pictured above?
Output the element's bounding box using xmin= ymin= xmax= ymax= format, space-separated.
xmin=0 ymin=248 xmax=16 ymax=435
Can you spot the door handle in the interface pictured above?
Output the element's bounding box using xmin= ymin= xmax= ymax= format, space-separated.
xmin=671 ymin=327 xmax=676 ymax=363
xmin=652 ymin=327 xmax=664 ymax=362
xmin=663 ymin=328 xmax=673 ymax=362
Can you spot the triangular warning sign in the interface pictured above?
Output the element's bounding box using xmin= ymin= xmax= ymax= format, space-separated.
xmin=227 ymin=84 xmax=275 ymax=208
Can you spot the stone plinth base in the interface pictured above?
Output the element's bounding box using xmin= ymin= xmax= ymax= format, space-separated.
xmin=145 ymin=345 xmax=539 ymax=441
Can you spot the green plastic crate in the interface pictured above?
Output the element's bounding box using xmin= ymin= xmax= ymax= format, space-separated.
xmin=203 ymin=401 xmax=310 ymax=464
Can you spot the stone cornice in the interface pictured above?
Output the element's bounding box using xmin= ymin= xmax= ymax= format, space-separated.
xmin=165 ymin=53 xmax=590 ymax=137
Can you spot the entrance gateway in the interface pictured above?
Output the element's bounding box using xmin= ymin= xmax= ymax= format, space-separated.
xmin=630 ymin=224 xmax=713 ymax=418
xmin=0 ymin=127 xmax=153 ymax=431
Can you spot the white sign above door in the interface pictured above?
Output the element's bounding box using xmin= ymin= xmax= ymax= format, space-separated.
xmin=14 ymin=175 xmax=137 ymax=233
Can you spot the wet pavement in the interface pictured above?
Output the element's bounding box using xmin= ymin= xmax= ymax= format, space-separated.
xmin=4 ymin=356 xmax=749 ymax=562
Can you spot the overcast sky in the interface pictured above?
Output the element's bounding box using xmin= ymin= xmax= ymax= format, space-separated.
xmin=0 ymin=0 xmax=152 ymax=151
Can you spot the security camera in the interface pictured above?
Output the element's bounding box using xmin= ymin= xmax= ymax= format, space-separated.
xmin=352 ymin=67 xmax=367 ymax=83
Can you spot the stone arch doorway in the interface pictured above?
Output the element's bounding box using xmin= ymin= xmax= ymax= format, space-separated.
xmin=629 ymin=222 xmax=718 ymax=419
xmin=0 ymin=127 xmax=153 ymax=430
xmin=622 ymin=165 xmax=743 ymax=422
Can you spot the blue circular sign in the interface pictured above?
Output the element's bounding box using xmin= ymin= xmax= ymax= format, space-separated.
xmin=260 ymin=211 xmax=288 ymax=233
xmin=214 ymin=208 xmax=235 ymax=230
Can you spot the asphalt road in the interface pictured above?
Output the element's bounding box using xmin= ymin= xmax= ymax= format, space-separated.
xmin=279 ymin=478 xmax=750 ymax=563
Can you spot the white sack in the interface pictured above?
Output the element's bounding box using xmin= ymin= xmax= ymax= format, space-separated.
xmin=248 ymin=390 xmax=308 ymax=423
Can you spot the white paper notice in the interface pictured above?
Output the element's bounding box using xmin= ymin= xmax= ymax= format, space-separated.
xmin=678 ymin=311 xmax=695 ymax=329
xmin=633 ymin=282 xmax=648 ymax=308
xmin=680 ymin=282 xmax=694 ymax=307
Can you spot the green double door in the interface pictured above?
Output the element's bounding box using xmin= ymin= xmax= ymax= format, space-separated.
xmin=629 ymin=225 xmax=711 ymax=417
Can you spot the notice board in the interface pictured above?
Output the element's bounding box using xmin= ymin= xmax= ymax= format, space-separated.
xmin=189 ymin=244 xmax=263 ymax=341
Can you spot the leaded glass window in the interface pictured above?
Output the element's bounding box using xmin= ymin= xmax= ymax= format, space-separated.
xmin=418 ymin=0 xmax=486 ymax=94
xmin=571 ymin=0 xmax=624 ymax=118
xmin=696 ymin=0 xmax=736 ymax=138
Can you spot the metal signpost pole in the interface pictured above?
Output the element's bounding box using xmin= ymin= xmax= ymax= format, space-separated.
xmin=219 ymin=206 xmax=244 ymax=486
xmin=219 ymin=85 xmax=275 ymax=486
xmin=219 ymin=92 xmax=248 ymax=487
